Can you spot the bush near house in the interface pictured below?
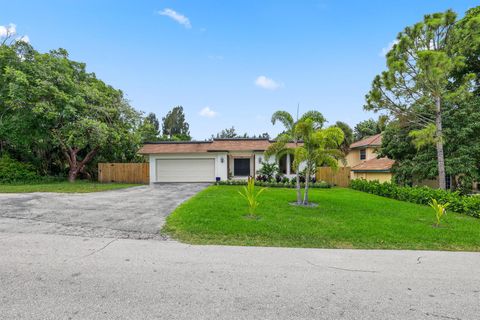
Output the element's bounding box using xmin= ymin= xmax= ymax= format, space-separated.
xmin=350 ymin=179 xmax=480 ymax=218
xmin=218 ymin=179 xmax=331 ymax=189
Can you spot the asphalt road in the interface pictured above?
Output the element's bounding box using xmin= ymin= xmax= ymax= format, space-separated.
xmin=1 ymin=232 xmax=479 ymax=320
xmin=0 ymin=183 xmax=209 ymax=239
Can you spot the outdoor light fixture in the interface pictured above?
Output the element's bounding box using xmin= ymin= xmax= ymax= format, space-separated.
xmin=220 ymin=157 xmax=224 ymax=163
xmin=258 ymin=156 xmax=263 ymax=163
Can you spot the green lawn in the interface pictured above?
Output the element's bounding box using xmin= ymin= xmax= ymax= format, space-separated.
xmin=163 ymin=186 xmax=480 ymax=251
xmin=0 ymin=181 xmax=141 ymax=193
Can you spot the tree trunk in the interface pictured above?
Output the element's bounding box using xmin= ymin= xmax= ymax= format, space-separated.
xmin=294 ymin=140 xmax=302 ymax=204
xmin=295 ymin=173 xmax=302 ymax=204
xmin=64 ymin=146 xmax=99 ymax=183
xmin=303 ymin=164 xmax=310 ymax=205
xmin=435 ymin=97 xmax=447 ymax=190
xmin=68 ymin=168 xmax=78 ymax=182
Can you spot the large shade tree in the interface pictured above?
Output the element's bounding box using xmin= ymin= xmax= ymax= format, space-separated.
xmin=0 ymin=41 xmax=142 ymax=181
xmin=365 ymin=10 xmax=475 ymax=189
xmin=266 ymin=110 xmax=326 ymax=205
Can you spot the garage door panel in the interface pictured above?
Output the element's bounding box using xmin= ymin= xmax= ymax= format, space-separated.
xmin=156 ymin=159 xmax=215 ymax=182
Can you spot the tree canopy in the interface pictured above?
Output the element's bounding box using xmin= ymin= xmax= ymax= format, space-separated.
xmin=0 ymin=41 xmax=142 ymax=181
xmin=365 ymin=9 xmax=476 ymax=189
xmin=374 ymin=6 xmax=480 ymax=191
xmin=161 ymin=106 xmax=191 ymax=141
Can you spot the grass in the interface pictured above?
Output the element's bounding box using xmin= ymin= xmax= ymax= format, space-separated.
xmin=0 ymin=180 xmax=141 ymax=193
xmin=163 ymin=185 xmax=480 ymax=251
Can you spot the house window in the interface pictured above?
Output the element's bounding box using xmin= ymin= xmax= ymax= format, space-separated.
xmin=234 ymin=158 xmax=250 ymax=176
xmin=360 ymin=149 xmax=366 ymax=160
xmin=279 ymin=155 xmax=288 ymax=174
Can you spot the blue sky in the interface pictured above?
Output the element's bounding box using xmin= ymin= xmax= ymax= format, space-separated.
xmin=1 ymin=0 xmax=478 ymax=139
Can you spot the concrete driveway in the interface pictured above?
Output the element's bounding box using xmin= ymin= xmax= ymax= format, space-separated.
xmin=0 ymin=183 xmax=209 ymax=240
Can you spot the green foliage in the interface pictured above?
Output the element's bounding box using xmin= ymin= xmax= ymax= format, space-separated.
xmin=238 ymin=177 xmax=266 ymax=215
xmin=354 ymin=116 xmax=388 ymax=141
xmin=161 ymin=106 xmax=191 ymax=141
xmin=0 ymin=154 xmax=39 ymax=183
xmin=381 ymin=97 xmax=480 ymax=191
xmin=256 ymin=161 xmax=279 ymax=181
xmin=213 ymin=126 xmax=237 ymax=139
xmin=365 ymin=8 xmax=476 ymax=190
xmin=350 ymin=179 xmax=480 ymax=218
xmin=0 ymin=41 xmax=143 ymax=181
xmin=294 ymin=118 xmax=344 ymax=204
xmin=219 ymin=179 xmax=331 ymax=189
xmin=138 ymin=113 xmax=161 ymax=142
xmin=409 ymin=123 xmax=438 ymax=150
xmin=334 ymin=121 xmax=353 ymax=154
xmin=268 ymin=109 xmax=327 ymax=204
xmin=429 ymin=198 xmax=450 ymax=227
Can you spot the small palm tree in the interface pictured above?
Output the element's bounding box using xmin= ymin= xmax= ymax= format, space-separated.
xmin=294 ymin=118 xmax=344 ymax=205
xmin=238 ymin=177 xmax=266 ymax=216
xmin=266 ymin=110 xmax=326 ymax=205
xmin=429 ymin=198 xmax=450 ymax=227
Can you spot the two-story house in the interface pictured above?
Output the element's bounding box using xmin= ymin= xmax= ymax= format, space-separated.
xmin=343 ymin=134 xmax=394 ymax=183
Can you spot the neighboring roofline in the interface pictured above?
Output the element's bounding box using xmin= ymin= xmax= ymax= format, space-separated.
xmin=349 ymin=144 xmax=381 ymax=150
xmin=349 ymin=133 xmax=382 ymax=149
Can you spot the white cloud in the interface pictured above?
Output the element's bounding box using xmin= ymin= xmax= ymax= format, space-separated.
xmin=16 ymin=35 xmax=29 ymax=43
xmin=380 ymin=39 xmax=399 ymax=57
xmin=199 ymin=107 xmax=218 ymax=118
xmin=158 ymin=8 xmax=191 ymax=29
xmin=255 ymin=75 xmax=282 ymax=90
xmin=0 ymin=23 xmax=17 ymax=37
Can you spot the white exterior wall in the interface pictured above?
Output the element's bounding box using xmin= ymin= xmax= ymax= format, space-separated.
xmin=258 ymin=153 xmax=305 ymax=179
xmin=148 ymin=153 xmax=228 ymax=184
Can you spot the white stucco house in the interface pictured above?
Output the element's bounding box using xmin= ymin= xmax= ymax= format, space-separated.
xmin=138 ymin=138 xmax=299 ymax=184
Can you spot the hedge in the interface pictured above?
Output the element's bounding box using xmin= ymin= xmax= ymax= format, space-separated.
xmin=218 ymin=179 xmax=331 ymax=189
xmin=350 ymin=179 xmax=480 ymax=218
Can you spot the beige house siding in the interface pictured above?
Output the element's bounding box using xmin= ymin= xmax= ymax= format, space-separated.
xmin=342 ymin=147 xmax=378 ymax=168
xmin=352 ymin=171 xmax=393 ymax=183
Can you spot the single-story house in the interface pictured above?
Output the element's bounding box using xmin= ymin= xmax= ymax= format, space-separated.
xmin=342 ymin=134 xmax=395 ymax=183
xmin=138 ymin=139 xmax=299 ymax=184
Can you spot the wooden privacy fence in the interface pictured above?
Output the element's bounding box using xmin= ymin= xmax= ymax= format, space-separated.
xmin=316 ymin=167 xmax=351 ymax=187
xmin=98 ymin=163 xmax=149 ymax=184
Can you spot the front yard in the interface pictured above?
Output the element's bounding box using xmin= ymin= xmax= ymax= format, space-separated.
xmin=164 ymin=186 xmax=480 ymax=251
xmin=0 ymin=181 xmax=141 ymax=193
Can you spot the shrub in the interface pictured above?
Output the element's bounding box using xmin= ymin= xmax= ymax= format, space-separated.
xmin=0 ymin=155 xmax=39 ymax=183
xmin=219 ymin=179 xmax=331 ymax=189
xmin=350 ymin=179 xmax=480 ymax=218
xmin=256 ymin=162 xmax=278 ymax=181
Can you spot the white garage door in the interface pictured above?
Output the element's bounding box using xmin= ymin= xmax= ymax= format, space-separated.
xmin=156 ymin=159 xmax=215 ymax=182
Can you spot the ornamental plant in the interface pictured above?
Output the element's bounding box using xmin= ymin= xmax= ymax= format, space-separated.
xmin=238 ymin=177 xmax=266 ymax=216
xmin=429 ymin=198 xmax=450 ymax=227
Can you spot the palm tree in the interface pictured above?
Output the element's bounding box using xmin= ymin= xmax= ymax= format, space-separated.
xmin=265 ymin=110 xmax=326 ymax=205
xmin=294 ymin=118 xmax=344 ymax=205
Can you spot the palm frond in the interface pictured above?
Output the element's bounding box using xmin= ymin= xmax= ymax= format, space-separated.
xmin=299 ymin=110 xmax=326 ymax=129
xmin=271 ymin=111 xmax=294 ymax=131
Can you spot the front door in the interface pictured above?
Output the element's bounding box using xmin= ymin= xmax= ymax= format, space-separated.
xmin=234 ymin=158 xmax=250 ymax=176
